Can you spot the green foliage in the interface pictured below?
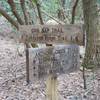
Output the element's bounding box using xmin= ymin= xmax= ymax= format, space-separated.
xmin=1 ymin=0 xmax=99 ymax=24
xmin=41 ymin=0 xmax=61 ymax=21
xmin=97 ymin=0 xmax=100 ymax=4
xmin=31 ymin=43 xmax=38 ymax=47
xmin=0 ymin=0 xmax=19 ymax=19
xmin=0 ymin=0 xmax=84 ymax=23
xmin=32 ymin=0 xmax=38 ymax=3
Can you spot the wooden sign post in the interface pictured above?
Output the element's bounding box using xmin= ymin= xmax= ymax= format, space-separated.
xmin=19 ymin=24 xmax=84 ymax=100
xmin=28 ymin=45 xmax=79 ymax=100
xmin=28 ymin=45 xmax=80 ymax=80
xmin=46 ymin=72 xmax=58 ymax=100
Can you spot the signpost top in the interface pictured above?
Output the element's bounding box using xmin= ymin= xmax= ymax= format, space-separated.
xmin=19 ymin=24 xmax=84 ymax=45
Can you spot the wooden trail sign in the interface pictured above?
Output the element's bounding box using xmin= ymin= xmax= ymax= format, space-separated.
xmin=19 ymin=24 xmax=83 ymax=100
xmin=19 ymin=24 xmax=84 ymax=45
xmin=28 ymin=45 xmax=80 ymax=81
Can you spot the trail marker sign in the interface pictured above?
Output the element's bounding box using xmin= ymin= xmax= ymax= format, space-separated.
xmin=19 ymin=24 xmax=84 ymax=81
xmin=29 ymin=45 xmax=80 ymax=81
xmin=19 ymin=24 xmax=84 ymax=45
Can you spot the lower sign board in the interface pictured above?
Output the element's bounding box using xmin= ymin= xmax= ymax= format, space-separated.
xmin=28 ymin=44 xmax=80 ymax=81
xmin=19 ymin=24 xmax=84 ymax=45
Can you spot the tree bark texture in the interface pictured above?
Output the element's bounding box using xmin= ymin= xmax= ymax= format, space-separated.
xmin=20 ymin=0 xmax=28 ymax=25
xmin=71 ymin=0 xmax=79 ymax=24
xmin=82 ymin=0 xmax=99 ymax=68
xmin=0 ymin=6 xmax=18 ymax=29
xmin=35 ymin=0 xmax=44 ymax=25
xmin=7 ymin=0 xmax=24 ymax=25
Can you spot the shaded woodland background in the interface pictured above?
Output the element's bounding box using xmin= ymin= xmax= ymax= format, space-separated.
xmin=0 ymin=0 xmax=100 ymax=69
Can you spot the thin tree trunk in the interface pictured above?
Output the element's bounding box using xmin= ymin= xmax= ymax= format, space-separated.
xmin=25 ymin=42 xmax=30 ymax=84
xmin=61 ymin=0 xmax=65 ymax=8
xmin=20 ymin=0 xmax=28 ymax=25
xmin=82 ymin=0 xmax=98 ymax=68
xmin=35 ymin=0 xmax=44 ymax=25
xmin=0 ymin=6 xmax=18 ymax=29
xmin=71 ymin=0 xmax=79 ymax=24
xmin=7 ymin=0 xmax=24 ymax=25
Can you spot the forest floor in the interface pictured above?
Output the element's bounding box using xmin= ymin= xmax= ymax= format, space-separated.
xmin=0 ymin=17 xmax=99 ymax=100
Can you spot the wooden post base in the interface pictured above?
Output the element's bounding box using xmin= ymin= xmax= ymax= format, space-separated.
xmin=46 ymin=74 xmax=58 ymax=100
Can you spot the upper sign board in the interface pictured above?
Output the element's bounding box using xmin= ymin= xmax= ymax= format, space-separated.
xmin=19 ymin=24 xmax=84 ymax=45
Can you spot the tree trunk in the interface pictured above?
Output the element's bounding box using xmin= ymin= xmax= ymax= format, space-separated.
xmin=71 ymin=0 xmax=79 ymax=24
xmin=7 ymin=0 xmax=24 ymax=25
xmin=58 ymin=0 xmax=66 ymax=21
xmin=35 ymin=0 xmax=44 ymax=25
xmin=0 ymin=6 xmax=18 ymax=29
xmin=82 ymin=0 xmax=99 ymax=68
xmin=20 ymin=0 xmax=28 ymax=25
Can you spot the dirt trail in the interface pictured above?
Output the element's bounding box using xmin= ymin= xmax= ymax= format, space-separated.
xmin=0 ymin=36 xmax=98 ymax=100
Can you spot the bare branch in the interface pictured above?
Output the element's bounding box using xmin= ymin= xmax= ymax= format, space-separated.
xmin=41 ymin=10 xmax=65 ymax=25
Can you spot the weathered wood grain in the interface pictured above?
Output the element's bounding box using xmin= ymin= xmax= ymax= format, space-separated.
xmin=28 ymin=45 xmax=80 ymax=81
xmin=19 ymin=24 xmax=84 ymax=45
